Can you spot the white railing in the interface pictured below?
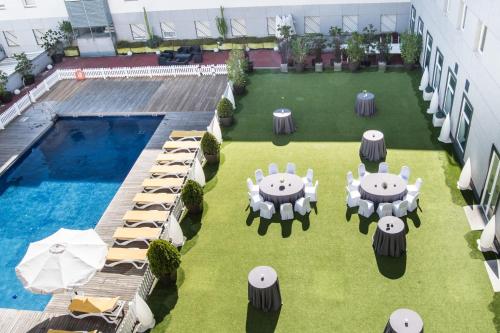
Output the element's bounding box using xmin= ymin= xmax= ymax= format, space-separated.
xmin=116 ymin=307 xmax=137 ymax=333
xmin=0 ymin=64 xmax=228 ymax=130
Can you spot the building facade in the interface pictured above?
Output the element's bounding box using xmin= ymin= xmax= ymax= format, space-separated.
xmin=410 ymin=0 xmax=500 ymax=226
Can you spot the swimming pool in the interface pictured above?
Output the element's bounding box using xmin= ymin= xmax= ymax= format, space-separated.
xmin=0 ymin=117 xmax=161 ymax=310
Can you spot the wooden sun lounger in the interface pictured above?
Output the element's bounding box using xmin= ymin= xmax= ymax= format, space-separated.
xmin=105 ymin=247 xmax=148 ymax=269
xmin=48 ymin=330 xmax=99 ymax=333
xmin=156 ymin=152 xmax=196 ymax=165
xmin=149 ymin=164 xmax=190 ymax=178
xmin=68 ymin=296 xmax=125 ymax=324
xmin=162 ymin=140 xmax=200 ymax=152
xmin=132 ymin=192 xmax=178 ymax=210
xmin=122 ymin=210 xmax=169 ymax=227
xmin=112 ymin=227 xmax=162 ymax=245
xmin=169 ymin=130 xmax=206 ymax=141
xmin=142 ymin=178 xmax=185 ymax=193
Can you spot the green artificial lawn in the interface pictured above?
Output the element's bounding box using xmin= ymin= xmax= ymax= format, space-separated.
xmin=148 ymin=70 xmax=499 ymax=332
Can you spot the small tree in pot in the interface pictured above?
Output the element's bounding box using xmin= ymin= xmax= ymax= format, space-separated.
xmin=226 ymin=50 xmax=248 ymax=96
xmin=201 ymin=132 xmax=220 ymax=164
xmin=13 ymin=53 xmax=34 ymax=86
xmin=41 ymin=29 xmax=65 ymax=63
xmin=291 ymin=36 xmax=309 ymax=72
xmin=345 ymin=32 xmax=365 ymax=72
xmin=277 ymin=25 xmax=292 ymax=73
xmin=0 ymin=70 xmax=12 ymax=104
xmin=329 ymin=26 xmax=343 ymax=71
xmin=361 ymin=24 xmax=377 ymax=67
xmin=147 ymin=239 xmax=181 ymax=281
xmin=376 ymin=33 xmax=392 ymax=72
xmin=400 ymin=31 xmax=422 ymax=70
xmin=181 ymin=180 xmax=204 ymax=214
xmin=217 ymin=97 xmax=234 ymax=127
xmin=306 ymin=33 xmax=326 ymax=72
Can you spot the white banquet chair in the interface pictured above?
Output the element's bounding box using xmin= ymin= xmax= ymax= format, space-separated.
xmin=268 ymin=163 xmax=279 ymax=175
xmin=347 ymin=171 xmax=360 ymax=190
xmin=376 ymin=202 xmax=393 ymax=218
xmin=358 ymin=163 xmax=370 ymax=179
xmin=305 ymin=180 xmax=318 ymax=202
xmin=358 ymin=199 xmax=374 ymax=218
xmin=399 ymin=166 xmax=411 ymax=183
xmin=302 ymin=168 xmax=314 ymax=185
xmin=255 ymin=169 xmax=264 ymax=184
xmin=378 ymin=162 xmax=389 ymax=173
xmin=259 ymin=201 xmax=275 ymax=219
xmin=294 ymin=197 xmax=311 ymax=216
xmin=406 ymin=193 xmax=419 ymax=212
xmin=407 ymin=178 xmax=423 ymax=195
xmin=392 ymin=200 xmax=408 ymax=217
xmin=246 ymin=178 xmax=259 ymax=195
xmin=286 ymin=162 xmax=296 ymax=174
xmin=345 ymin=186 xmax=361 ymax=208
xmin=280 ymin=203 xmax=294 ymax=220
xmin=248 ymin=192 xmax=263 ymax=212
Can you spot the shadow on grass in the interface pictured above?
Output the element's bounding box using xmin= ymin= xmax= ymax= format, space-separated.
xmin=375 ymin=253 xmax=407 ymax=279
xmin=148 ymin=268 xmax=185 ymax=328
xmin=246 ymin=303 xmax=281 ymax=333
xmin=359 ymin=214 xmax=378 ymax=234
xmin=179 ymin=208 xmax=204 ymax=255
xmin=247 ymin=211 xmax=312 ymax=237
xmin=488 ymin=293 xmax=500 ymax=332
xmin=406 ymin=211 xmax=422 ymax=229
xmin=464 ymin=230 xmax=499 ymax=261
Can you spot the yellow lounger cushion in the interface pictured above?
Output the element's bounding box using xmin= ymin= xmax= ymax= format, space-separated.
xmin=132 ymin=193 xmax=178 ymax=204
xmin=169 ymin=130 xmax=205 ymax=139
xmin=122 ymin=210 xmax=169 ymax=222
xmin=48 ymin=330 xmax=98 ymax=333
xmin=68 ymin=296 xmax=119 ymax=314
xmin=162 ymin=141 xmax=200 ymax=150
xmin=156 ymin=152 xmax=195 ymax=162
xmin=107 ymin=248 xmax=148 ymax=261
xmin=149 ymin=165 xmax=189 ymax=174
xmin=113 ymin=227 xmax=161 ymax=240
xmin=142 ymin=178 xmax=184 ymax=188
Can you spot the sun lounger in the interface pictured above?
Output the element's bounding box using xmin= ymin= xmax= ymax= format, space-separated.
xmin=162 ymin=140 xmax=200 ymax=152
xmin=149 ymin=165 xmax=190 ymax=178
xmin=169 ymin=130 xmax=206 ymax=141
xmin=112 ymin=227 xmax=161 ymax=245
xmin=142 ymin=178 xmax=185 ymax=193
xmin=133 ymin=193 xmax=178 ymax=210
xmin=105 ymin=247 xmax=148 ymax=269
xmin=156 ymin=152 xmax=196 ymax=165
xmin=48 ymin=330 xmax=99 ymax=333
xmin=68 ymin=295 xmax=125 ymax=324
xmin=122 ymin=210 xmax=169 ymax=227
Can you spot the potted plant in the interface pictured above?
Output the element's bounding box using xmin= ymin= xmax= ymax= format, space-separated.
xmin=306 ymin=33 xmax=325 ymax=72
xmin=376 ymin=33 xmax=392 ymax=72
xmin=215 ymin=6 xmax=227 ymax=52
xmin=13 ymin=52 xmax=34 ymax=86
xmin=41 ymin=29 xmax=65 ymax=63
xmin=201 ymin=132 xmax=220 ymax=164
xmin=143 ymin=7 xmax=161 ymax=49
xmin=291 ymin=36 xmax=309 ymax=72
xmin=181 ymin=180 xmax=204 ymax=214
xmin=400 ymin=31 xmax=422 ymax=70
xmin=0 ymin=70 xmax=12 ymax=104
xmin=147 ymin=239 xmax=181 ymax=281
xmin=423 ymin=85 xmax=434 ymax=101
xmin=277 ymin=25 xmax=292 ymax=73
xmin=432 ymin=108 xmax=446 ymax=127
xmin=361 ymin=24 xmax=377 ymax=67
xmin=226 ymin=49 xmax=248 ymax=96
xmin=58 ymin=20 xmax=74 ymax=46
xmin=346 ymin=32 xmax=365 ymax=72
xmin=217 ymin=97 xmax=234 ymax=126
xmin=329 ymin=26 xmax=343 ymax=72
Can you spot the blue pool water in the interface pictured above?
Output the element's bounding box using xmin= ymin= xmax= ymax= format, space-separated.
xmin=0 ymin=117 xmax=161 ymax=310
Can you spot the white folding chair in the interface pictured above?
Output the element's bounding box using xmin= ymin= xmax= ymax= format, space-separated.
xmin=246 ymin=178 xmax=259 ymax=195
xmin=399 ymin=166 xmax=411 ymax=183
xmin=406 ymin=193 xmax=419 ymax=212
xmin=392 ymin=200 xmax=408 ymax=217
xmin=286 ymin=162 xmax=296 ymax=174
xmin=248 ymin=192 xmax=263 ymax=212
xmin=302 ymin=168 xmax=314 ymax=185
xmin=347 ymin=171 xmax=360 ymax=190
xmin=407 ymin=178 xmax=423 ymax=195
xmin=358 ymin=163 xmax=370 ymax=179
xmin=358 ymin=199 xmax=374 ymax=218
xmin=294 ymin=197 xmax=311 ymax=216
xmin=378 ymin=162 xmax=389 ymax=173
xmin=259 ymin=201 xmax=276 ymax=219
xmin=345 ymin=186 xmax=361 ymax=208
xmin=255 ymin=169 xmax=264 ymax=184
xmin=268 ymin=163 xmax=279 ymax=175
xmin=305 ymin=180 xmax=318 ymax=202
xmin=376 ymin=202 xmax=393 ymax=218
xmin=280 ymin=203 xmax=294 ymax=220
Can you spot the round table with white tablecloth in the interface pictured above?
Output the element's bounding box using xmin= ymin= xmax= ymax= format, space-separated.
xmin=248 ymin=266 xmax=282 ymax=312
xmin=273 ymin=108 xmax=295 ymax=134
xmin=360 ymin=130 xmax=387 ymax=162
xmin=259 ymin=173 xmax=304 ymax=206
xmin=355 ymin=91 xmax=376 ymax=117
xmin=359 ymin=173 xmax=407 ymax=204
xmin=384 ymin=308 xmax=424 ymax=333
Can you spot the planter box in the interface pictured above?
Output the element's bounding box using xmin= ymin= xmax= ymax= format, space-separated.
xmin=130 ymin=46 xmax=148 ymax=54
xmin=280 ymin=63 xmax=288 ymax=73
xmin=423 ymin=90 xmax=434 ymax=101
xmin=202 ymin=44 xmax=218 ymax=51
xmin=247 ymin=42 xmax=264 ymax=49
xmin=263 ymin=42 xmax=277 ymax=49
xmin=432 ymin=112 xmax=446 ymax=127
xmin=64 ymin=48 xmax=80 ymax=57
xmin=220 ymin=43 xmax=233 ymax=50
xmin=315 ymin=62 xmax=323 ymax=72
xmin=333 ymin=62 xmax=342 ymax=72
xmin=159 ymin=45 xmax=176 ymax=51
xmin=145 ymin=47 xmax=160 ymax=53
xmin=378 ymin=61 xmax=386 ymax=72
xmin=116 ymin=47 xmax=131 ymax=55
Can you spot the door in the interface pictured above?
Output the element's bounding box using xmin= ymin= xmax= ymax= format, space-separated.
xmin=432 ymin=49 xmax=443 ymax=91
xmin=455 ymin=95 xmax=473 ymax=155
xmin=424 ymin=32 xmax=433 ymax=68
xmin=481 ymin=149 xmax=500 ymax=220
xmin=442 ymin=69 xmax=457 ymax=115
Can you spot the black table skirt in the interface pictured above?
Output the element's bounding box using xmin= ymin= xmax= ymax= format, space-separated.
xmin=248 ymin=279 xmax=282 ymax=312
xmin=373 ymin=226 xmax=406 ymax=257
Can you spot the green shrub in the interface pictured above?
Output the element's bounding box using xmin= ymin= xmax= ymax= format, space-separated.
xmin=400 ymin=31 xmax=422 ymax=65
xmin=181 ymin=180 xmax=204 ymax=210
xmin=147 ymin=239 xmax=181 ymax=280
xmin=346 ymin=32 xmax=365 ymax=63
xmin=217 ymin=97 xmax=234 ymax=118
xmin=201 ymin=132 xmax=220 ymax=156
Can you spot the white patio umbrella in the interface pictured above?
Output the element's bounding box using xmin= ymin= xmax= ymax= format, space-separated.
xmin=427 ymin=90 xmax=439 ymax=114
xmin=419 ymin=66 xmax=429 ymax=91
xmin=438 ymin=114 xmax=452 ymax=143
xmin=207 ymin=112 xmax=223 ymax=144
xmin=16 ymin=228 xmax=107 ymax=294
xmin=457 ymin=158 xmax=472 ymax=190
xmin=165 ymin=216 xmax=185 ymax=248
xmin=479 ymin=216 xmax=496 ymax=253
xmin=189 ymin=158 xmax=206 ymax=186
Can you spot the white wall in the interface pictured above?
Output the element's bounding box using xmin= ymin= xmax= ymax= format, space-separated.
xmin=0 ymin=0 xmax=68 ymax=20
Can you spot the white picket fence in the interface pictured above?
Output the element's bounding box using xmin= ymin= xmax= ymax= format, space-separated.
xmin=0 ymin=64 xmax=228 ymax=130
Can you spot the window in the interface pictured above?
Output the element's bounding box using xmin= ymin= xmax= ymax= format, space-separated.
xmin=443 ymin=0 xmax=451 ymax=14
xmin=129 ymin=23 xmax=146 ymax=40
xmin=424 ymin=32 xmax=433 ymax=68
xmin=3 ymin=30 xmax=19 ymax=47
xmin=231 ymin=18 xmax=247 ymax=37
xmin=456 ymin=95 xmax=473 ymax=154
xmin=160 ymin=22 xmax=176 ymax=39
xmin=304 ymin=16 xmax=320 ymax=34
xmin=409 ymin=5 xmax=416 ymax=32
xmin=481 ymin=148 xmax=500 ymax=220
xmin=194 ymin=20 xmax=211 ymax=38
xmin=22 ymin=0 xmax=35 ymax=7
xmin=459 ymin=1 xmax=467 ymax=30
xmin=442 ymin=69 xmax=457 ymax=115
xmin=417 ymin=17 xmax=424 ymax=37
xmin=267 ymin=17 xmax=276 ymax=36
xmin=342 ymin=15 xmax=358 ymax=33
xmin=432 ymin=49 xmax=444 ymax=91
xmin=380 ymin=14 xmax=396 ymax=33
xmin=32 ymin=28 xmax=45 ymax=45
xmin=477 ymin=24 xmax=487 ymax=52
